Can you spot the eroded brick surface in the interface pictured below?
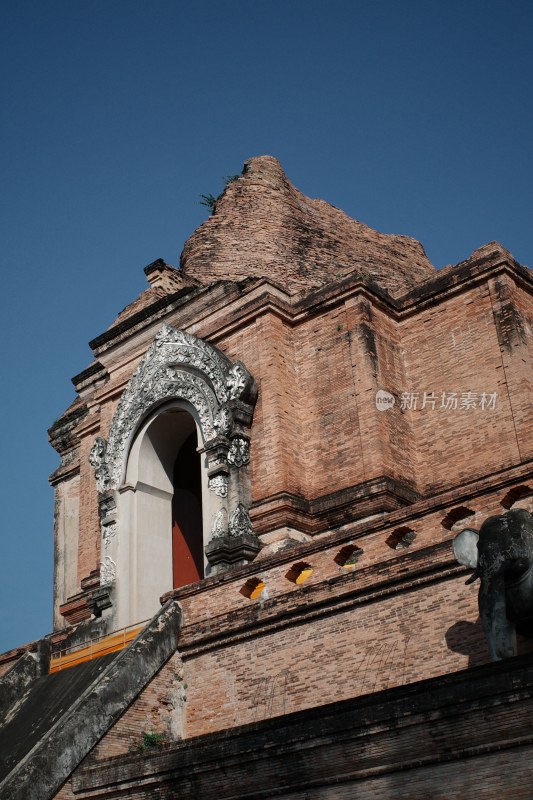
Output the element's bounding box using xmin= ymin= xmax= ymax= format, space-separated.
xmin=181 ymin=156 xmax=435 ymax=296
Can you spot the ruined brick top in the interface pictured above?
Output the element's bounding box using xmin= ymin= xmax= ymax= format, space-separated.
xmin=180 ymin=155 xmax=436 ymax=296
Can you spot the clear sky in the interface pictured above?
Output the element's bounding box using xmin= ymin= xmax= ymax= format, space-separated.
xmin=1 ymin=0 xmax=532 ymax=652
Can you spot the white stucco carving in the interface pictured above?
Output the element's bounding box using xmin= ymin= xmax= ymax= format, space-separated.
xmin=89 ymin=437 xmax=111 ymax=493
xmin=100 ymin=555 xmax=116 ymax=585
xmin=229 ymin=503 xmax=253 ymax=537
xmin=213 ymin=404 xmax=233 ymax=436
xmin=102 ymin=521 xmax=117 ymax=548
xmin=228 ymin=437 xmax=250 ymax=467
xmin=227 ymin=363 xmax=249 ymax=398
xmin=209 ymin=475 xmax=228 ymax=497
xmin=98 ymin=324 xmax=254 ymax=490
xmin=211 ymin=508 xmax=228 ymax=537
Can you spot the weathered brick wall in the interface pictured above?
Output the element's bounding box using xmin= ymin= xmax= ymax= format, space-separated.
xmin=77 ymin=483 xmax=532 ymax=755
xmin=181 ymin=577 xmax=480 ymax=737
xmin=172 ymin=491 xmax=516 ymax=631
xmin=47 ymin=168 xmax=533 ymax=636
xmin=76 ymin=435 xmax=101 ymax=587
xmin=87 ymin=652 xmax=185 ymax=760
xmin=245 ymin=313 xmax=304 ymax=500
xmin=493 ymin=272 xmax=533 ymax=462
xmin=51 ymin=265 xmax=533 ymax=624
xmin=295 ymin=304 xmax=363 ymax=499
xmin=400 ymin=280 xmax=522 ymax=493
xmin=180 ymin=156 xmax=435 ymax=296
xmin=344 ymin=295 xmax=417 ymax=489
xmin=63 ymin=746 xmax=533 ymax=800
xmin=55 ymin=654 xmax=533 ymax=799
xmin=5 ymin=160 xmax=526 ymax=799
xmin=53 ymin=780 xmax=75 ymax=800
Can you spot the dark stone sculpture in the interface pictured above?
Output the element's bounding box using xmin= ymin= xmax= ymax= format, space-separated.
xmin=453 ymin=508 xmax=533 ymax=661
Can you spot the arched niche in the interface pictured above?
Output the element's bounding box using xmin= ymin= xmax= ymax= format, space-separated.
xmin=88 ymin=324 xmax=260 ymax=628
xmin=115 ymin=402 xmax=212 ymax=626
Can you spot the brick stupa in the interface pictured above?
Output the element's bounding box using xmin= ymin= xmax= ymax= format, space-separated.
xmin=1 ymin=157 xmax=532 ymax=800
xmin=181 ymin=155 xmax=435 ymax=296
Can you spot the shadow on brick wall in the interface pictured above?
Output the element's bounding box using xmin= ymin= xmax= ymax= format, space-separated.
xmin=445 ymin=619 xmax=488 ymax=667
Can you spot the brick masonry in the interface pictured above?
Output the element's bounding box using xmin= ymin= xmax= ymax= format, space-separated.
xmin=181 ymin=156 xmax=435 ymax=296
xmin=55 ymin=243 xmax=533 ymax=596
xmin=3 ymin=157 xmax=533 ymax=798
xmin=57 ymin=655 xmax=533 ymax=799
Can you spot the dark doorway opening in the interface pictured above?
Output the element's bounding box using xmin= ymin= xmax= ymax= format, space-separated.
xmin=171 ymin=430 xmax=204 ymax=588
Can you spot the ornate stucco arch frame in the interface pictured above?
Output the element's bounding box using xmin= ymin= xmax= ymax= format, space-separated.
xmin=89 ymin=324 xmax=259 ymax=623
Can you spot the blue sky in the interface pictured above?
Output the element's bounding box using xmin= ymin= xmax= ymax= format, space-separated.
xmin=1 ymin=0 xmax=532 ymax=652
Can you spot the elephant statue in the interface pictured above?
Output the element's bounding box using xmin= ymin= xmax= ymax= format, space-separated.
xmin=453 ymin=508 xmax=533 ymax=661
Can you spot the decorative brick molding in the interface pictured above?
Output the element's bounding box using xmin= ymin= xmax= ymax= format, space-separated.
xmin=205 ymin=531 xmax=262 ymax=573
xmin=250 ymin=477 xmax=421 ymax=535
xmin=59 ymin=569 xmax=100 ymax=625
